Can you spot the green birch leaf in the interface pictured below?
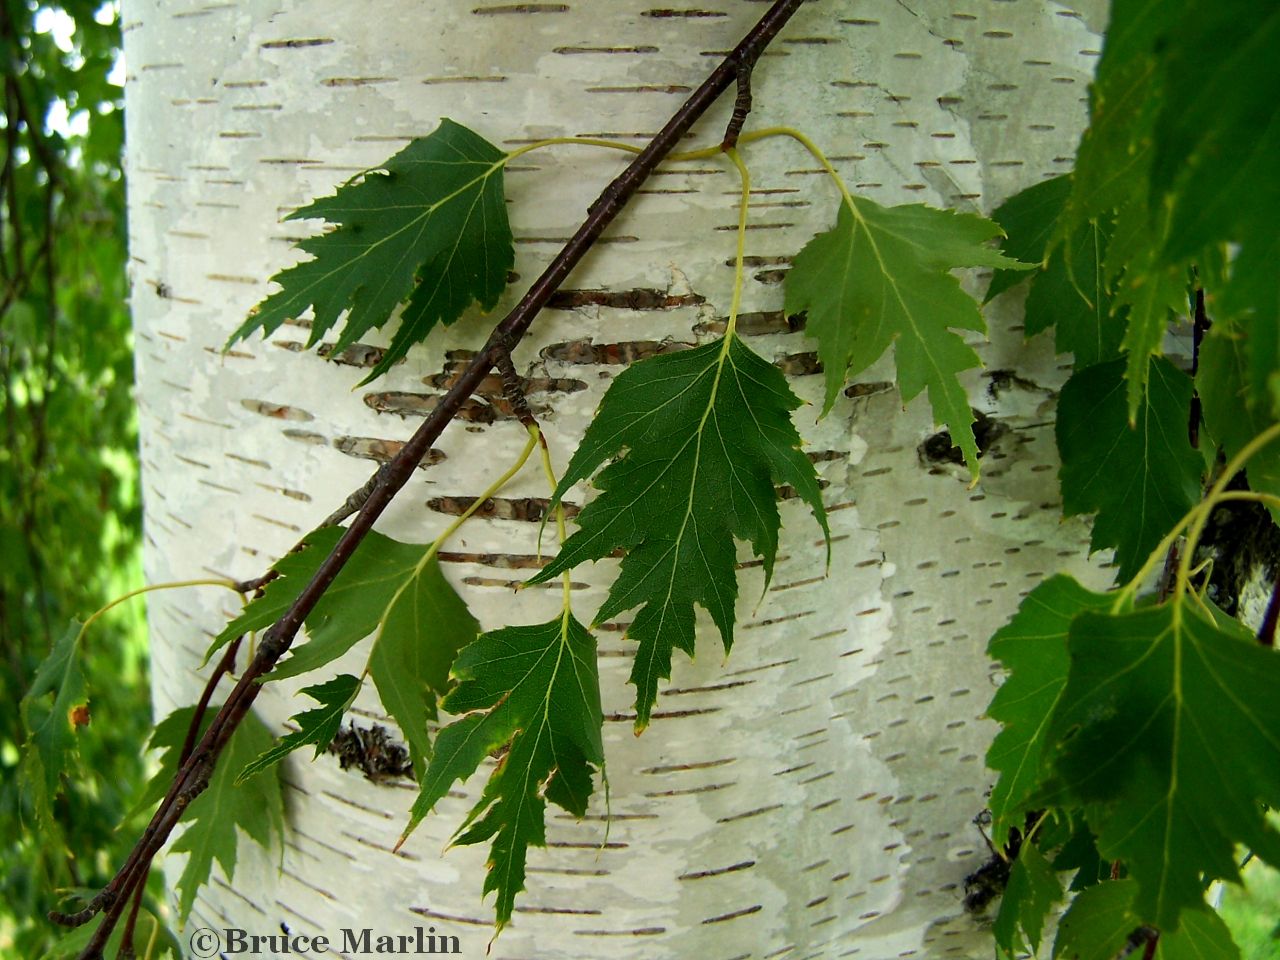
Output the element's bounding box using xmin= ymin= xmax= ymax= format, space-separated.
xmin=171 ymin=709 xmax=283 ymax=922
xmin=1198 ymin=323 xmax=1280 ymax=522
xmin=985 ymin=175 xmax=1071 ymax=302
xmin=401 ymin=614 xmax=604 ymax=932
xmin=226 ymin=119 xmax=513 ymax=383
xmin=1044 ymin=604 xmax=1280 ymax=930
xmin=1156 ymin=906 xmax=1241 ymax=960
xmin=205 ymin=526 xmax=346 ymax=660
xmin=1027 ymin=218 xmax=1123 ymax=369
xmin=18 ymin=621 xmax=89 ymax=830
xmin=1052 ymin=821 xmax=1110 ymax=892
xmin=1220 ymin=233 xmax=1280 ymax=417
xmin=1053 ymin=880 xmax=1142 ymax=960
xmin=126 ymin=708 xmax=210 ymax=821
xmin=40 ymin=907 xmax=182 ymax=960
xmin=993 ymin=842 xmax=1063 ymax=956
xmin=1116 ymin=257 xmax=1186 ymax=422
xmin=985 ymin=575 xmax=1111 ymax=845
xmin=367 ymin=552 xmax=480 ymax=779
xmin=267 ymin=537 xmax=473 ymax=685
xmin=785 ymin=197 xmax=1028 ymax=476
xmin=1057 ymin=357 xmax=1201 ymax=581
xmin=524 ymin=335 xmax=828 ymax=729
xmin=210 ymin=528 xmax=477 ymax=774
xmin=987 ymin=177 xmax=1124 ymax=368
xmin=1152 ymin=4 xmax=1280 ymax=264
xmin=1053 ymin=879 xmax=1240 ymax=960
xmin=237 ymin=674 xmax=362 ymax=784
xmin=1063 ymin=0 xmax=1173 ymax=229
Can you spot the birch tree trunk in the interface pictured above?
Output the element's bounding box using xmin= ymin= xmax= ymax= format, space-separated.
xmin=124 ymin=2 xmax=1107 ymax=957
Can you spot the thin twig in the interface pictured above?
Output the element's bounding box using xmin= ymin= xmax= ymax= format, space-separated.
xmin=179 ymin=638 xmax=242 ymax=764
xmin=71 ymin=3 xmax=802 ymax=954
xmin=321 ymin=463 xmax=392 ymax=528
xmin=117 ymin=869 xmax=148 ymax=960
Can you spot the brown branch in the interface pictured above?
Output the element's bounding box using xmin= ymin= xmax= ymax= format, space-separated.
xmin=72 ymin=2 xmax=805 ymax=954
xmin=179 ymin=638 xmax=242 ymax=765
xmin=493 ymin=336 xmax=536 ymax=429
xmin=721 ymin=53 xmax=756 ymax=150
xmin=321 ymin=463 xmax=391 ymax=528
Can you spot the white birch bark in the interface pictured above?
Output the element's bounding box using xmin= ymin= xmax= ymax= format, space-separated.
xmin=124 ymin=2 xmax=1107 ymax=957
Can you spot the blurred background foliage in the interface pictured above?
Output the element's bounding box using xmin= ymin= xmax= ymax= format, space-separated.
xmin=0 ymin=0 xmax=164 ymax=955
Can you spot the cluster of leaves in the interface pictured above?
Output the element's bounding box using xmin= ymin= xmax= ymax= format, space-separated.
xmin=979 ymin=1 xmax=1280 ymax=957
xmin=210 ymin=104 xmax=1038 ymax=928
xmin=0 ymin=2 xmax=168 ymax=956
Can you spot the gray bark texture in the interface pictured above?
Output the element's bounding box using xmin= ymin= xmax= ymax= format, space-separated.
xmin=124 ymin=1 xmax=1107 ymax=957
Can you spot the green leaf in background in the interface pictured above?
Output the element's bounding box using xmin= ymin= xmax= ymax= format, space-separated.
xmin=526 ymin=336 xmax=828 ymax=729
xmin=211 ymin=527 xmax=478 ymax=779
xmin=168 ymin=709 xmax=284 ymax=922
xmin=1030 ymin=219 xmax=1123 ymax=371
xmin=1157 ymin=907 xmax=1242 ymax=960
xmin=1062 ymin=0 xmax=1172 ymax=230
xmin=39 ymin=906 xmax=181 ymax=960
xmin=127 ymin=708 xmax=210 ymax=822
xmin=1045 ymin=604 xmax=1280 ymax=930
xmin=1053 ymin=880 xmax=1144 ymax=960
xmin=1115 ymin=257 xmax=1186 ymax=421
xmin=1057 ymin=357 xmax=1201 ymax=581
xmin=227 ymin=119 xmax=514 ymax=382
xmin=1151 ymin=5 xmax=1280 ymax=264
xmin=1222 ymin=236 xmax=1280 ymax=417
xmin=785 ymin=197 xmax=1029 ymax=475
xmin=988 ymin=176 xmax=1125 ymax=370
xmin=985 ymin=576 xmax=1111 ymax=845
xmin=237 ymin=674 xmax=362 ymax=784
xmin=1198 ymin=323 xmax=1280 ymax=522
xmin=18 ymin=622 xmax=89 ymax=831
xmin=986 ymin=175 xmax=1071 ymax=302
xmin=1053 ymin=879 xmax=1240 ymax=960
xmin=993 ymin=841 xmax=1063 ymax=956
xmin=401 ymin=614 xmax=604 ymax=931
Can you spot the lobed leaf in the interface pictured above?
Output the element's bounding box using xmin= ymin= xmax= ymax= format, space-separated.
xmin=1152 ymin=5 xmax=1280 ymax=265
xmin=19 ymin=621 xmax=89 ymax=831
xmin=1053 ymin=880 xmax=1145 ymax=960
xmin=1114 ymin=255 xmax=1186 ymax=422
xmin=227 ymin=119 xmax=513 ymax=382
xmin=1197 ymin=323 xmax=1280 ymax=522
xmin=401 ymin=614 xmax=603 ymax=931
xmin=169 ymin=710 xmax=284 ymax=922
xmin=1044 ymin=604 xmax=1280 ymax=930
xmin=237 ymin=674 xmax=362 ymax=784
xmin=1053 ymin=879 xmax=1239 ymax=960
xmin=785 ymin=196 xmax=1028 ymax=475
xmin=1056 ymin=357 xmax=1201 ymax=582
xmin=211 ymin=527 xmax=478 ymax=779
xmin=985 ymin=575 xmax=1111 ymax=845
xmin=985 ymin=175 xmax=1071 ymax=302
xmin=526 ymin=335 xmax=827 ymax=729
xmin=993 ymin=842 xmax=1063 ymax=956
